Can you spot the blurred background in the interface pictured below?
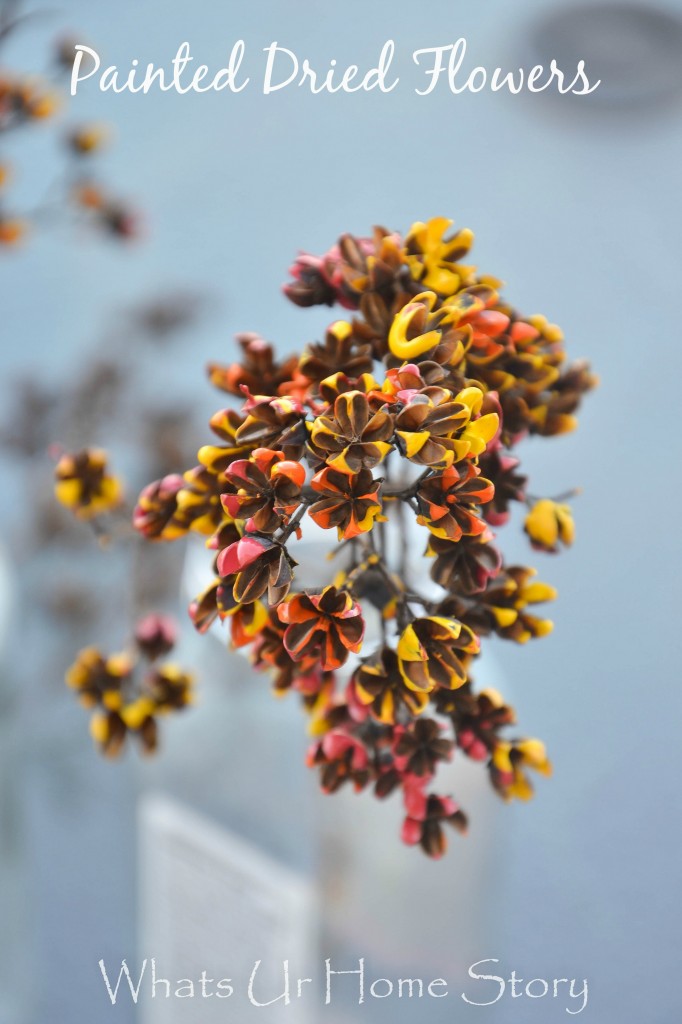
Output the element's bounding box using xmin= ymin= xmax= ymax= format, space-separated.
xmin=1 ymin=0 xmax=682 ymax=1021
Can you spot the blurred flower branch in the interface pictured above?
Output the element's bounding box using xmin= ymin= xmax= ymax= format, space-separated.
xmin=54 ymin=216 xmax=596 ymax=858
xmin=0 ymin=0 xmax=138 ymax=245
xmin=1 ymin=288 xmax=210 ymax=758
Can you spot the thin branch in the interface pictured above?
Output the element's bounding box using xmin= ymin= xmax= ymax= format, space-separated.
xmin=0 ymin=3 xmax=58 ymax=48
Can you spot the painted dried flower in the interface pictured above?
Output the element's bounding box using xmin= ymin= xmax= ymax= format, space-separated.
xmin=197 ymin=407 xmax=251 ymax=474
xmin=394 ymin=386 xmax=498 ymax=468
xmin=388 ymin=291 xmax=467 ymax=364
xmin=252 ymin=611 xmax=317 ymax=691
xmin=54 ymin=448 xmax=122 ymax=519
xmin=134 ymin=613 xmax=178 ymax=661
xmin=284 ymin=250 xmax=346 ymax=308
xmin=208 ymin=333 xmax=299 ymax=398
xmin=228 ymin=600 xmax=269 ymax=649
xmin=189 ymin=579 xmax=224 ymax=634
xmin=317 ymin=370 xmax=383 ymax=406
xmin=278 ymin=586 xmax=365 ymax=670
xmin=451 ymin=688 xmax=516 ymax=761
xmin=428 ymin=533 xmax=502 ymax=594
xmin=175 ymin=465 xmax=229 ymax=536
xmin=404 ymin=217 xmax=476 ymax=296
xmin=133 ymin=473 xmax=185 ymax=540
xmin=524 ymin=498 xmax=575 ymax=552
xmin=222 ymin=448 xmax=305 ymax=533
xmin=235 ymin=395 xmax=307 ymax=454
xmin=393 ymin=718 xmax=454 ymax=778
xmin=65 ymin=647 xmax=132 ymax=710
xmin=397 ymin=616 xmax=480 ymax=693
xmin=416 ymin=462 xmax=494 ymax=541
xmin=89 ymin=709 xmax=135 ymax=758
xmin=307 ymin=729 xmax=370 ymax=794
xmin=351 ymin=647 xmax=428 ymax=724
xmin=402 ymin=793 xmax=468 ymax=859
xmin=218 ymin=534 xmax=295 ymax=605
xmin=309 ymin=391 xmax=393 ymax=474
xmin=308 ymin=467 xmax=383 ymax=540
xmin=490 ymin=739 xmax=552 ymax=801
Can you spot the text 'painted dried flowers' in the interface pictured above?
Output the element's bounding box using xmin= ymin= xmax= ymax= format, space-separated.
xmin=57 ymin=216 xmax=596 ymax=858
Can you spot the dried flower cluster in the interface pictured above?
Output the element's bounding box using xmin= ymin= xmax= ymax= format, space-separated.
xmin=0 ymin=3 xmax=138 ymax=246
xmin=1 ymin=290 xmax=206 ymax=796
xmin=65 ymin=613 xmax=194 ymax=757
xmin=57 ymin=217 xmax=595 ymax=858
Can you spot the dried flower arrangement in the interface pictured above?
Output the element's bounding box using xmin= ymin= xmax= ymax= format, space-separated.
xmin=56 ymin=217 xmax=596 ymax=858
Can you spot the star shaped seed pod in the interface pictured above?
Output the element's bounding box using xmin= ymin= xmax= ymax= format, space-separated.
xmin=144 ymin=665 xmax=194 ymax=711
xmin=317 ymin=370 xmax=383 ymax=406
xmin=393 ymin=718 xmax=455 ymax=778
xmin=284 ymin=228 xmax=413 ymax=316
xmin=427 ymin=533 xmax=502 ymax=595
xmin=216 ymin=536 xmax=292 ymax=606
xmin=393 ymin=387 xmax=471 ymax=466
xmin=382 ymin=361 xmax=449 ymax=396
xmin=218 ymin=535 xmax=295 ymax=605
xmin=350 ymin=647 xmax=429 ymax=724
xmin=251 ymin=611 xmax=321 ymax=693
xmin=134 ymin=614 xmax=177 ymax=661
xmin=222 ymin=448 xmax=305 ymax=534
xmin=393 ymin=385 xmax=499 ymax=469
xmin=307 ymin=729 xmax=371 ymax=794
xmin=235 ymin=395 xmax=308 ymax=455
xmin=416 ymin=462 xmax=495 ymax=541
xmin=208 ymin=333 xmax=299 ymax=397
xmin=196 ymin=407 xmax=252 ymax=474
xmin=397 ymin=616 xmax=480 ymax=693
xmin=188 ymin=579 xmax=223 ymax=634
xmin=309 ymin=391 xmax=394 ymax=474
xmin=308 ymin=467 xmax=383 ymax=540
xmin=401 ymin=793 xmax=468 ymax=859
xmin=65 ymin=647 xmax=132 ymax=710
xmin=283 ymin=250 xmax=347 ymax=309
xmin=278 ymin=585 xmax=365 ymax=671
xmin=337 ymin=228 xmax=412 ymax=305
xmin=227 ymin=600 xmax=269 ymax=649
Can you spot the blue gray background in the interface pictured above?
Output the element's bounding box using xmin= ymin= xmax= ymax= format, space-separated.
xmin=1 ymin=0 xmax=682 ymax=1021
